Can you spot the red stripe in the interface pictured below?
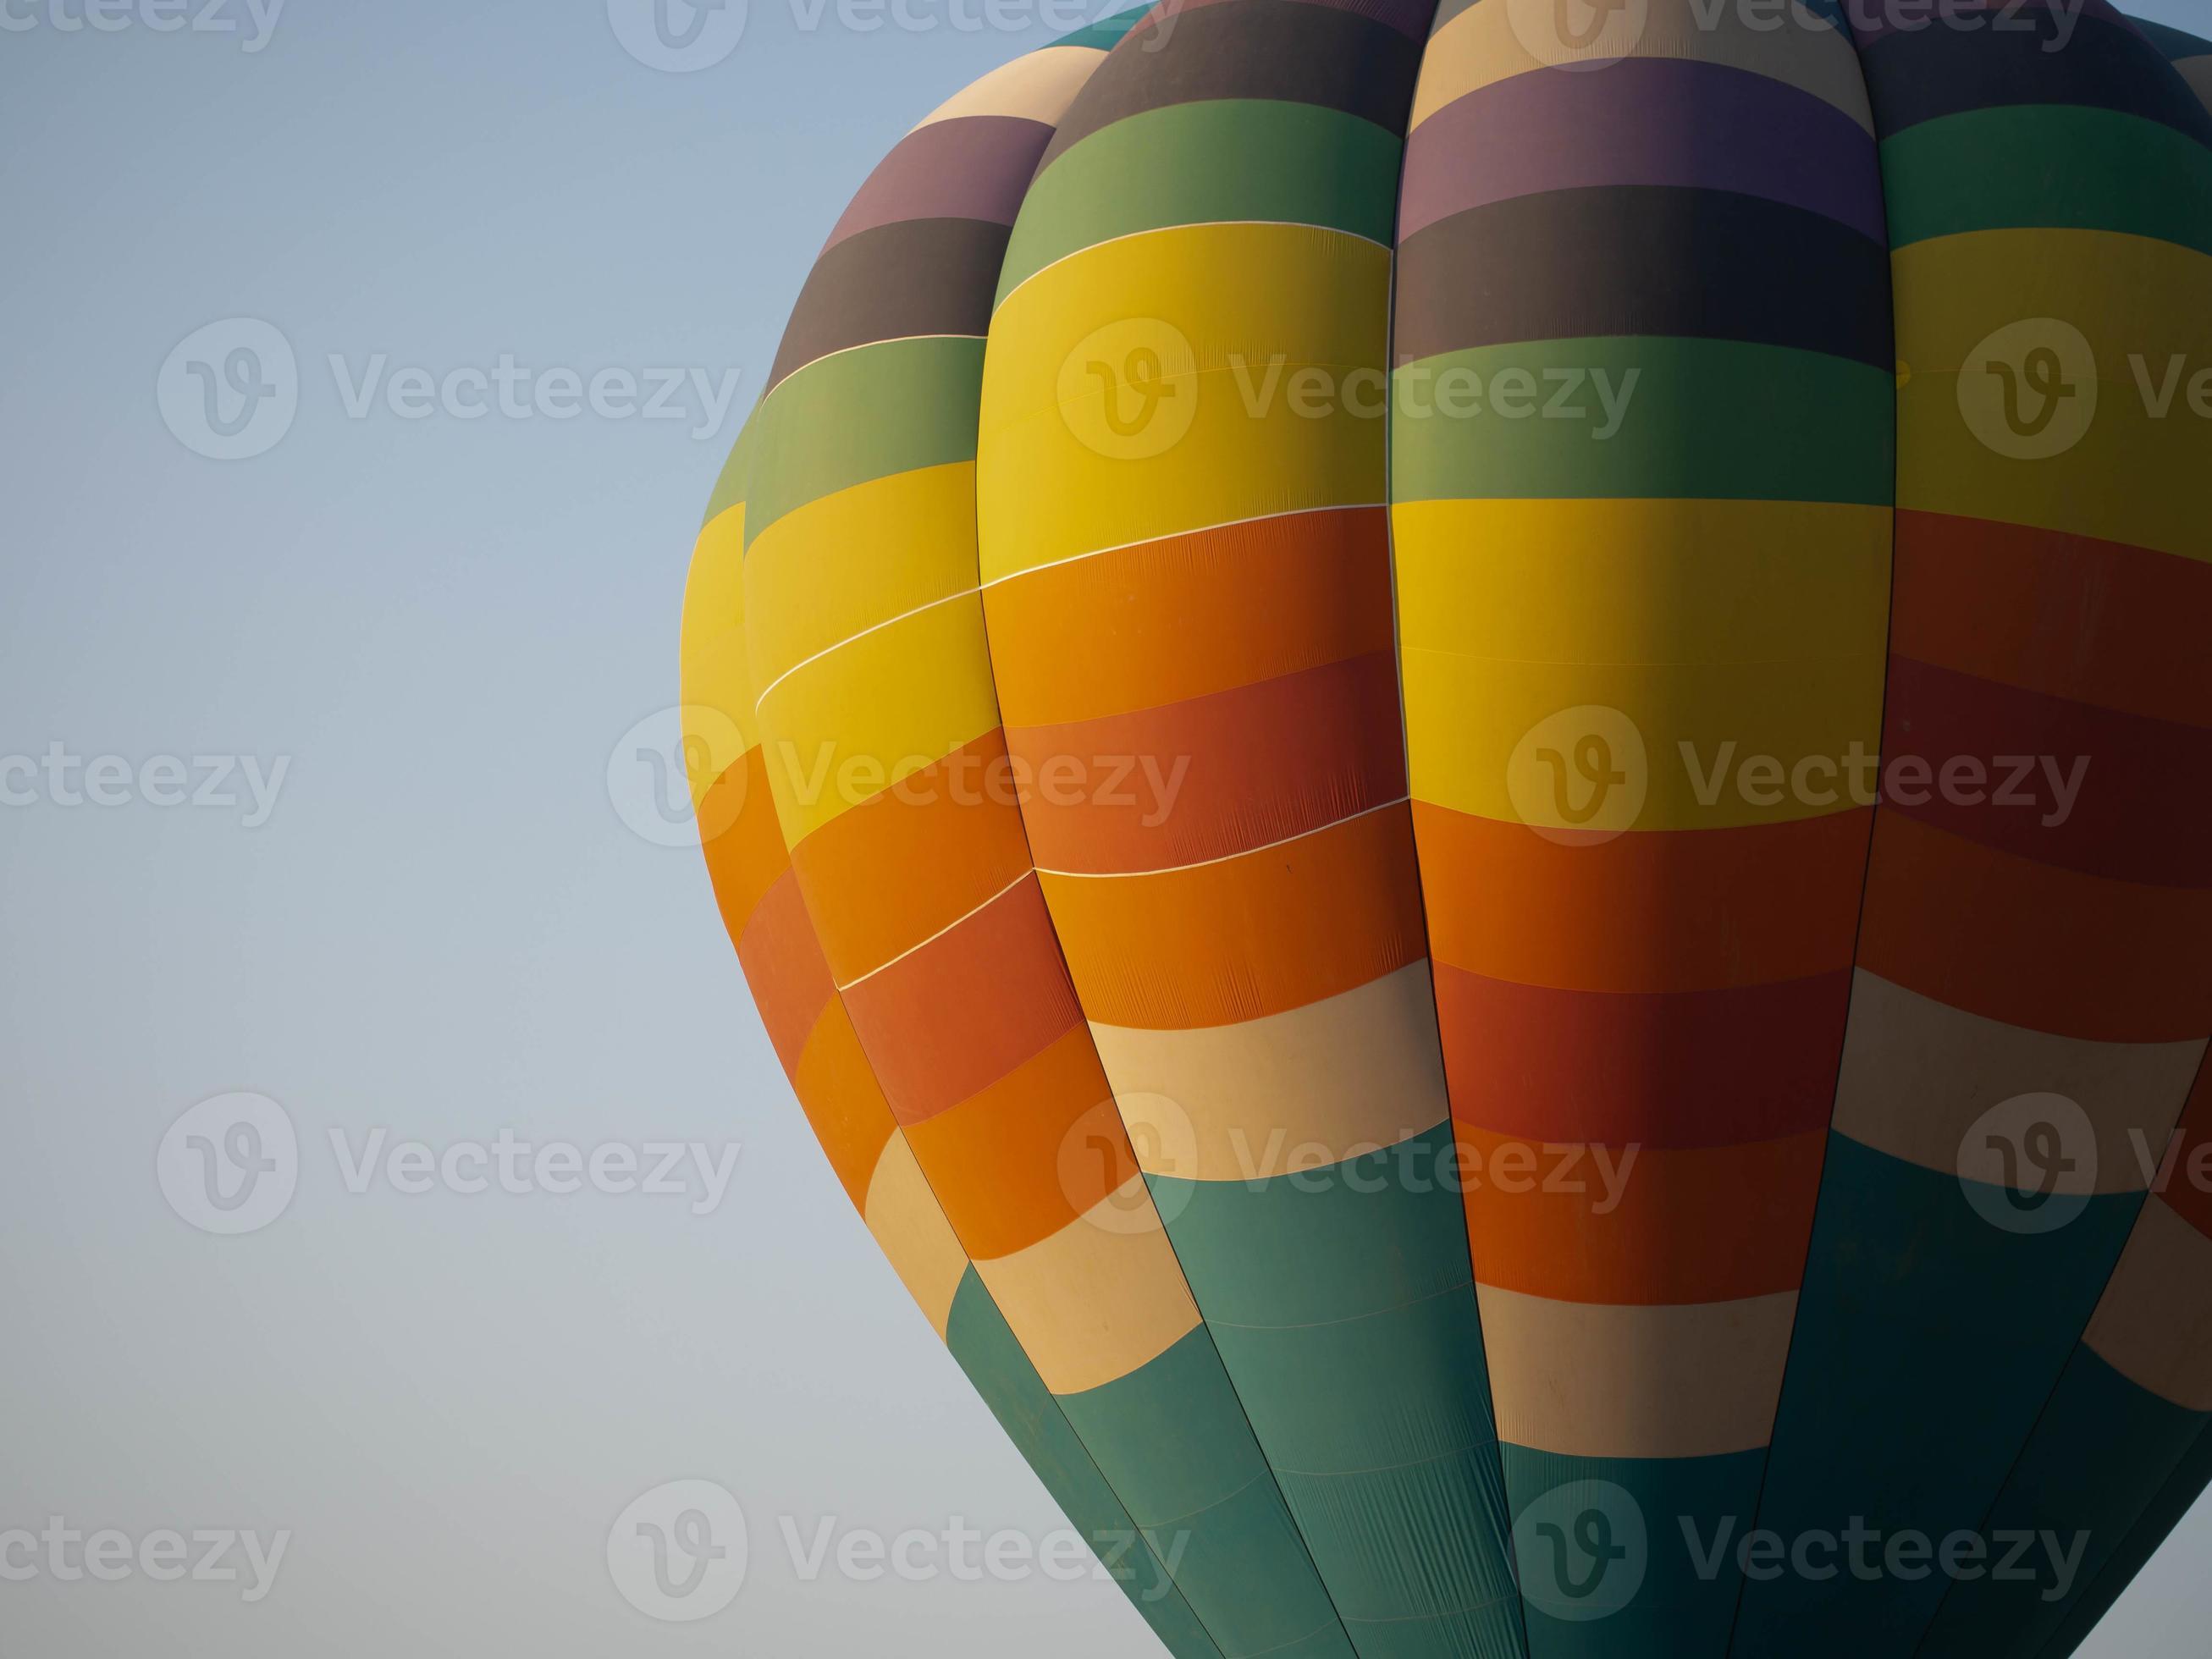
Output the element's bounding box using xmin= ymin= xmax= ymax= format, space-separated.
xmin=1436 ymin=962 xmax=1853 ymax=1148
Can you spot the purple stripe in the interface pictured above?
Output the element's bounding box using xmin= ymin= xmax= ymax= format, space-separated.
xmin=1130 ymin=0 xmax=1434 ymax=44
xmin=822 ymin=115 xmax=1053 ymax=252
xmin=1400 ymin=58 xmax=1886 ymax=243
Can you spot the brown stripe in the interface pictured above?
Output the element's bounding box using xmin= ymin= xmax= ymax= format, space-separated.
xmin=1039 ymin=0 xmax=1421 ymax=173
xmin=766 ymin=218 xmax=1008 ymax=392
xmin=1395 ymin=186 xmax=1892 ymax=369
xmin=823 ymin=115 xmax=1055 ymax=251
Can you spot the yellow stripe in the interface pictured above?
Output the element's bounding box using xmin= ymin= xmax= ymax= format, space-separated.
xmin=1393 ymin=498 xmax=1891 ymax=667
xmin=754 ymin=592 xmax=1001 ymax=846
xmin=978 ymin=223 xmax=1389 ymax=582
xmin=745 ymin=462 xmax=979 ymax=692
xmin=1895 ymin=229 xmax=2212 ymax=565
xmin=1409 ymin=0 xmax=1873 ymax=134
xmin=678 ymin=502 xmax=759 ymax=809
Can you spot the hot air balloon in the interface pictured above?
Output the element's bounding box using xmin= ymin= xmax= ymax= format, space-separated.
xmin=678 ymin=3 xmax=2212 ymax=1655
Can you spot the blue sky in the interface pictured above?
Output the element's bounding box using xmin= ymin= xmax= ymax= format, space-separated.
xmin=3 ymin=1 xmax=2209 ymax=1652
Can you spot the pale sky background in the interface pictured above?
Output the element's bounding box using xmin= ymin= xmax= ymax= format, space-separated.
xmin=3 ymin=2 xmax=2209 ymax=1653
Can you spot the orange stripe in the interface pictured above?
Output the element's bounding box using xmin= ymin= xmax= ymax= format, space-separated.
xmin=1462 ymin=1127 xmax=1827 ymax=1305
xmin=1038 ymin=804 xmax=1430 ymax=1028
xmin=1412 ymin=802 xmax=1871 ymax=994
xmin=736 ymin=866 xmax=836 ymax=1078
xmin=700 ymin=747 xmax=791 ymax=945
xmin=1856 ymin=813 xmax=2212 ymax=1044
xmin=791 ymin=1000 xmax=901 ymax=1214
xmin=788 ymin=728 xmax=1035 ymax=984
xmin=980 ymin=507 xmax=1394 ymax=726
xmin=1009 ymin=651 xmax=1405 ymax=875
xmin=841 ymin=875 xmax=1085 ymax=1126
xmin=904 ymin=1024 xmax=1134 ymax=1259
xmin=1892 ymin=511 xmax=2212 ymax=730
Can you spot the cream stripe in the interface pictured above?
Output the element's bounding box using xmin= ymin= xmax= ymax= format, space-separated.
xmin=1832 ymin=971 xmax=2207 ymax=1188
xmin=1096 ymin=963 xmax=1451 ymax=1179
xmin=862 ymin=1133 xmax=972 ymax=1340
xmin=911 ymin=44 xmax=1106 ymax=131
xmin=1476 ymin=1286 xmax=1799 ymax=1460
xmin=2083 ymin=1199 xmax=2212 ymax=1411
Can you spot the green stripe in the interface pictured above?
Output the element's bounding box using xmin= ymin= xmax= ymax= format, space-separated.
xmin=1051 ymin=4 xmax=1149 ymax=49
xmin=1057 ymin=1326 xmax=1357 ymax=1659
xmin=1147 ymin=1125 xmax=1525 ymax=1656
xmin=702 ymin=404 xmax=762 ymax=526
xmin=1882 ymin=104 xmax=2212 ymax=253
xmin=945 ymin=1272 xmax=1226 ymax=1659
xmin=1391 ymin=338 xmax=1895 ymax=508
xmin=1500 ymin=1445 xmax=1766 ymax=1659
xmin=996 ymin=100 xmax=1402 ymax=306
xmin=742 ymin=335 xmax=983 ymax=546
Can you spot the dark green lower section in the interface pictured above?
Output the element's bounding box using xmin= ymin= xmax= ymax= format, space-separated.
xmin=1730 ymin=1133 xmax=2147 ymax=1656
xmin=1503 ymin=1446 xmax=1766 ymax=1659
xmin=1917 ymin=1345 xmax=2209 ymax=1656
xmin=1058 ymin=1323 xmax=1359 ymax=1659
xmin=1148 ymin=1122 xmax=1526 ymax=1659
xmin=946 ymin=1270 xmax=1223 ymax=1658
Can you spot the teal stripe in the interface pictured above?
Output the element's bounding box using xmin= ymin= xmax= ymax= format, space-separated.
xmin=1148 ymin=1124 xmax=1526 ymax=1658
xmin=1058 ymin=1326 xmax=1359 ymax=1659
xmin=1917 ymin=1344 xmax=2210 ymax=1658
xmin=946 ymin=1271 xmax=1225 ymax=1659
xmin=1881 ymin=105 xmax=2212 ymax=253
xmin=742 ymin=336 xmax=983 ymax=546
xmin=996 ymin=101 xmax=1402 ymax=305
xmin=1502 ymin=1445 xmax=1766 ymax=1659
xmin=1391 ymin=339 xmax=1895 ymax=509
xmin=1732 ymin=1133 xmax=2147 ymax=1657
xmin=1051 ymin=4 xmax=1150 ymax=49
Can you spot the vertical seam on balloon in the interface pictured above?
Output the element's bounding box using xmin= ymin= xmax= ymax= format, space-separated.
xmin=728 ymin=335 xmax=1235 ymax=1659
xmin=1376 ymin=9 xmax=1534 ymax=1654
xmin=1716 ymin=17 xmax=1906 ymax=1653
